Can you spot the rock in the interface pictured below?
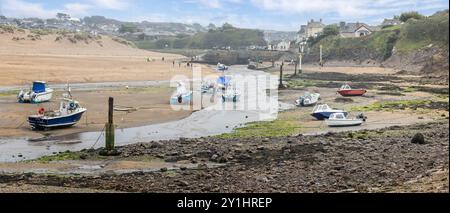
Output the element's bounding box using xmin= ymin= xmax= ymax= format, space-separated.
xmin=411 ymin=133 xmax=426 ymax=144
xmin=211 ymin=154 xmax=219 ymax=161
xmin=18 ymin=154 xmax=23 ymax=158
xmin=257 ymin=146 xmax=265 ymax=151
xmin=198 ymin=163 xmax=208 ymax=170
xmin=169 ymin=151 xmax=179 ymax=156
xmin=150 ymin=141 xmax=164 ymax=148
xmin=217 ymin=156 xmax=228 ymax=163
xmin=160 ymin=167 xmax=168 ymax=172
xmin=79 ymin=153 xmax=88 ymax=160
xmin=178 ymin=180 xmax=189 ymax=187
xmin=180 ymin=166 xmax=187 ymax=171
xmin=262 ymin=138 xmax=270 ymax=142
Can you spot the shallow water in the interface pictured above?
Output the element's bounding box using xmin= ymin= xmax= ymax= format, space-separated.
xmin=0 ymin=66 xmax=288 ymax=162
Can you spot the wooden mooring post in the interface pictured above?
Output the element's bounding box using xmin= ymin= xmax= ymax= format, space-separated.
xmin=279 ymin=62 xmax=284 ymax=89
xmin=105 ymin=97 xmax=115 ymax=151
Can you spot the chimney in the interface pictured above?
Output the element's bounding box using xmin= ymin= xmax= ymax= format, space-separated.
xmin=320 ymin=18 xmax=322 ymax=23
xmin=340 ymin=21 xmax=346 ymax=29
xmin=311 ymin=19 xmax=314 ymax=23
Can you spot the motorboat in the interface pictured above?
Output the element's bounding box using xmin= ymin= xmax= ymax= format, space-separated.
xmin=170 ymin=81 xmax=193 ymax=105
xmin=18 ymin=81 xmax=53 ymax=103
xmin=326 ymin=112 xmax=366 ymax=127
xmin=337 ymin=84 xmax=367 ymax=97
xmin=28 ymin=98 xmax=87 ymax=130
xmin=295 ymin=92 xmax=320 ymax=107
xmin=217 ymin=63 xmax=228 ymax=71
xmin=222 ymin=87 xmax=241 ymax=103
xmin=311 ymin=104 xmax=348 ymax=120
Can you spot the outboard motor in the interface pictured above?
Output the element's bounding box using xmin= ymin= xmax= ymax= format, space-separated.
xmin=177 ymin=95 xmax=183 ymax=104
xmin=356 ymin=113 xmax=367 ymax=122
xmin=17 ymin=90 xmax=25 ymax=102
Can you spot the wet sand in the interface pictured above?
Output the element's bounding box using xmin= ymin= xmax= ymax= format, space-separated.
xmin=0 ymin=86 xmax=192 ymax=138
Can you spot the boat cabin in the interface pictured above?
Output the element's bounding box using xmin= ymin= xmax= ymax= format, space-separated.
xmin=329 ymin=112 xmax=347 ymax=120
xmin=313 ymin=104 xmax=332 ymax=112
xmin=340 ymin=84 xmax=352 ymax=90
xmin=32 ymin=81 xmax=47 ymax=93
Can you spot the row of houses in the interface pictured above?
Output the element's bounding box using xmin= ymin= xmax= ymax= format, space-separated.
xmin=297 ymin=18 xmax=402 ymax=42
xmin=266 ymin=18 xmax=403 ymax=52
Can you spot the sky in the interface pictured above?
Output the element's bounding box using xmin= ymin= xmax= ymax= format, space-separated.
xmin=0 ymin=0 xmax=448 ymax=31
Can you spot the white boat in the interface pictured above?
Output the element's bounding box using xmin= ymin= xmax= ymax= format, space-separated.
xmin=201 ymin=80 xmax=215 ymax=94
xmin=222 ymin=87 xmax=241 ymax=103
xmin=295 ymin=92 xmax=320 ymax=107
xmin=217 ymin=63 xmax=228 ymax=71
xmin=325 ymin=112 xmax=366 ymax=127
xmin=170 ymin=81 xmax=193 ymax=105
xmin=18 ymin=81 xmax=54 ymax=103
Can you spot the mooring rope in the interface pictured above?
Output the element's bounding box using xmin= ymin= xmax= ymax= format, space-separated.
xmin=90 ymin=125 xmax=106 ymax=149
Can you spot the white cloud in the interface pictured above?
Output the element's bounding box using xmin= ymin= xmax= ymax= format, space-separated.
xmin=1 ymin=0 xmax=58 ymax=18
xmin=89 ymin=0 xmax=129 ymax=10
xmin=250 ymin=0 xmax=448 ymax=19
xmin=64 ymin=3 xmax=92 ymax=16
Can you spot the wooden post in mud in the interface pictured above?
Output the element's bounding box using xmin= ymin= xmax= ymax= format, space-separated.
xmin=294 ymin=59 xmax=298 ymax=76
xmin=105 ymin=97 xmax=115 ymax=150
xmin=279 ymin=62 xmax=284 ymax=89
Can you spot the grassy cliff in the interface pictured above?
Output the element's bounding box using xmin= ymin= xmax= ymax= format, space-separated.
xmin=305 ymin=10 xmax=449 ymax=70
xmin=132 ymin=25 xmax=267 ymax=50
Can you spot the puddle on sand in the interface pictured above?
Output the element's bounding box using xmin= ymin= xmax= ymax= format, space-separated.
xmin=0 ymin=66 xmax=286 ymax=162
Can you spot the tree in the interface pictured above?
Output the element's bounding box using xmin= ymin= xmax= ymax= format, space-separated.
xmin=399 ymin=11 xmax=424 ymax=22
xmin=221 ymin=23 xmax=234 ymax=30
xmin=322 ymin=25 xmax=339 ymax=36
xmin=207 ymin=23 xmax=217 ymax=30
xmin=119 ymin=23 xmax=139 ymax=33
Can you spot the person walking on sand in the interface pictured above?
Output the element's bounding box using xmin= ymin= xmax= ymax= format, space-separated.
xmin=173 ymin=61 xmax=175 ymax=67
xmin=162 ymin=57 xmax=165 ymax=61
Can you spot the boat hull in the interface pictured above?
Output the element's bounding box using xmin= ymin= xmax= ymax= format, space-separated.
xmin=222 ymin=94 xmax=240 ymax=102
xmin=170 ymin=93 xmax=193 ymax=105
xmin=337 ymin=89 xmax=367 ymax=97
xmin=18 ymin=90 xmax=53 ymax=103
xmin=326 ymin=119 xmax=364 ymax=127
xmin=28 ymin=109 xmax=86 ymax=130
xmin=312 ymin=111 xmax=348 ymax=120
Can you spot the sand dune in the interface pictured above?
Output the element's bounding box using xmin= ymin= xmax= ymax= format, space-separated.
xmin=0 ymin=29 xmax=213 ymax=86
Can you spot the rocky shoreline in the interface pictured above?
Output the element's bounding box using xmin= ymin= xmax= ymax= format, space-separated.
xmin=1 ymin=121 xmax=448 ymax=193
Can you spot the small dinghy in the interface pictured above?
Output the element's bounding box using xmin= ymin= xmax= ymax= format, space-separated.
xmin=18 ymin=81 xmax=54 ymax=103
xmin=311 ymin=104 xmax=348 ymax=120
xmin=28 ymin=98 xmax=87 ymax=130
xmin=296 ymin=92 xmax=320 ymax=107
xmin=201 ymin=80 xmax=215 ymax=94
xmin=217 ymin=63 xmax=228 ymax=71
xmin=222 ymin=87 xmax=241 ymax=103
xmin=326 ymin=112 xmax=366 ymax=127
xmin=337 ymin=84 xmax=367 ymax=97
xmin=170 ymin=81 xmax=193 ymax=105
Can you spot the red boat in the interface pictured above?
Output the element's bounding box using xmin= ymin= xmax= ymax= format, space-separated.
xmin=337 ymin=84 xmax=367 ymax=97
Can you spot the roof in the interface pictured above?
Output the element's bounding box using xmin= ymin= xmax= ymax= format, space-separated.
xmin=340 ymin=23 xmax=372 ymax=33
xmin=307 ymin=22 xmax=325 ymax=28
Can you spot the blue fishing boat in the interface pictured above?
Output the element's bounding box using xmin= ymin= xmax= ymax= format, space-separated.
xmin=18 ymin=81 xmax=54 ymax=103
xmin=217 ymin=75 xmax=232 ymax=89
xmin=28 ymin=98 xmax=87 ymax=130
xmin=311 ymin=104 xmax=348 ymax=120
